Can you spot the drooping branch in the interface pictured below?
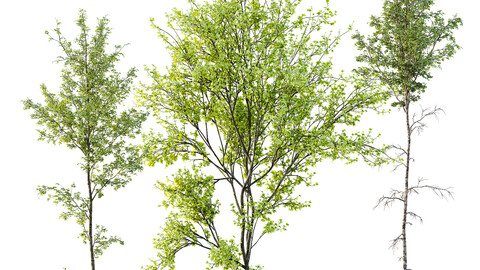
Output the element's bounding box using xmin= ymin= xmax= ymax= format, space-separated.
xmin=408 ymin=177 xmax=454 ymax=200
xmin=410 ymin=106 xmax=444 ymax=135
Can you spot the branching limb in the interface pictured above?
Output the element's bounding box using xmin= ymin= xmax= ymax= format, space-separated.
xmin=410 ymin=106 xmax=444 ymax=135
xmin=374 ymin=188 xmax=404 ymax=209
xmin=390 ymin=233 xmax=404 ymax=251
xmin=409 ymin=177 xmax=454 ymax=200
xmin=407 ymin=211 xmax=423 ymax=224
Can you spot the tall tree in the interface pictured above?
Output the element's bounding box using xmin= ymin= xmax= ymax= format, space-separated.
xmin=139 ymin=0 xmax=387 ymax=269
xmin=353 ymin=0 xmax=462 ymax=269
xmin=23 ymin=10 xmax=147 ymax=270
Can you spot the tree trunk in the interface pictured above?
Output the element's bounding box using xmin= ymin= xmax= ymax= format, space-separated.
xmin=402 ymin=90 xmax=411 ymax=270
xmin=88 ymin=169 xmax=95 ymax=270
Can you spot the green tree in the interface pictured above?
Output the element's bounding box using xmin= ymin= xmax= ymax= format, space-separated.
xmin=353 ymin=0 xmax=462 ymax=269
xmin=139 ymin=0 xmax=387 ymax=269
xmin=23 ymin=10 xmax=147 ymax=270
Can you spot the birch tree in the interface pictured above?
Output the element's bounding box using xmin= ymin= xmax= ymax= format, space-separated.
xmin=353 ymin=1 xmax=462 ymax=269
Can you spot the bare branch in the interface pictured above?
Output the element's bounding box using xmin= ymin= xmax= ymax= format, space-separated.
xmin=407 ymin=211 xmax=423 ymax=224
xmin=410 ymin=106 xmax=444 ymax=135
xmin=409 ymin=177 xmax=454 ymax=200
xmin=390 ymin=233 xmax=404 ymax=251
xmin=374 ymin=188 xmax=404 ymax=209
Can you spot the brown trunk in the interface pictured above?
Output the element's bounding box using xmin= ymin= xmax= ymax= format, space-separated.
xmin=83 ymin=30 xmax=95 ymax=270
xmin=88 ymin=169 xmax=95 ymax=270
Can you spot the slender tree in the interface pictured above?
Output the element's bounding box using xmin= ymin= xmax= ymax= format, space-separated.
xmin=23 ymin=10 xmax=147 ymax=270
xmin=353 ymin=0 xmax=462 ymax=269
xmin=139 ymin=0 xmax=387 ymax=269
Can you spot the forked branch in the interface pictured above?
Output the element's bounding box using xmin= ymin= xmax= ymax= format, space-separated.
xmin=410 ymin=106 xmax=444 ymax=135
xmin=409 ymin=177 xmax=454 ymax=200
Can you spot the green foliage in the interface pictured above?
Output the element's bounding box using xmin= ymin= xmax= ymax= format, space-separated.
xmin=139 ymin=0 xmax=388 ymax=268
xmin=151 ymin=214 xmax=200 ymax=269
xmin=353 ymin=1 xmax=462 ymax=269
xmin=207 ymin=239 xmax=242 ymax=270
xmin=353 ymin=0 xmax=462 ymax=106
xmin=24 ymin=9 xmax=146 ymax=263
xmin=92 ymin=225 xmax=125 ymax=258
xmin=38 ymin=183 xmax=87 ymax=224
xmin=158 ymin=168 xmax=220 ymax=224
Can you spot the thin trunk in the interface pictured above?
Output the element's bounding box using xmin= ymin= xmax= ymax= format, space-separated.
xmin=240 ymin=168 xmax=252 ymax=270
xmin=88 ymin=169 xmax=95 ymax=270
xmin=240 ymin=203 xmax=251 ymax=270
xmin=84 ymin=28 xmax=95 ymax=270
xmin=402 ymin=89 xmax=411 ymax=270
xmin=245 ymin=187 xmax=254 ymax=270
xmin=244 ymin=226 xmax=251 ymax=270
xmin=240 ymin=189 xmax=247 ymax=268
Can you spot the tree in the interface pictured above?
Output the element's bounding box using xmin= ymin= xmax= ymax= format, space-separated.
xmin=352 ymin=1 xmax=462 ymax=269
xmin=139 ymin=0 xmax=387 ymax=269
xmin=23 ymin=10 xmax=147 ymax=270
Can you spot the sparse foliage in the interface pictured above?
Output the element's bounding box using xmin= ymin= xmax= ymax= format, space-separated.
xmin=353 ymin=0 xmax=462 ymax=269
xmin=23 ymin=10 xmax=147 ymax=270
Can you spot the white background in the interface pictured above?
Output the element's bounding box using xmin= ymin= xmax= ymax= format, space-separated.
xmin=1 ymin=0 xmax=479 ymax=269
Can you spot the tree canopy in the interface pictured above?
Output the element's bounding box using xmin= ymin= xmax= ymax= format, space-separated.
xmin=353 ymin=0 xmax=462 ymax=107
xmin=139 ymin=0 xmax=387 ymax=269
xmin=23 ymin=10 xmax=147 ymax=270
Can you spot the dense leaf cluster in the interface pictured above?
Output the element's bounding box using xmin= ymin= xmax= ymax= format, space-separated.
xmin=138 ymin=0 xmax=388 ymax=269
xmin=353 ymin=0 xmax=462 ymax=106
